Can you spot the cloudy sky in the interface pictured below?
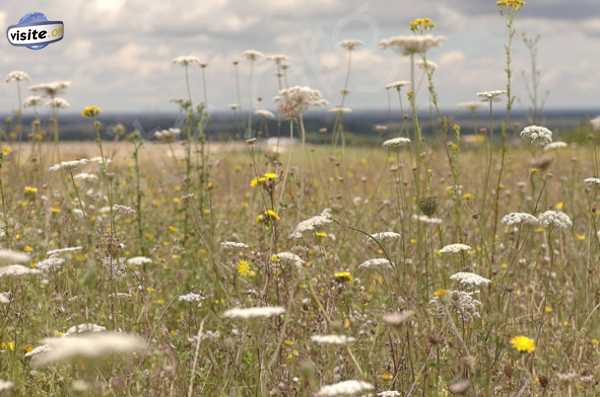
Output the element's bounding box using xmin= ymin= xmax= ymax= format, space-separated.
xmin=0 ymin=0 xmax=598 ymax=113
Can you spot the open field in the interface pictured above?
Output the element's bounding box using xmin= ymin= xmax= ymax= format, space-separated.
xmin=0 ymin=138 xmax=598 ymax=396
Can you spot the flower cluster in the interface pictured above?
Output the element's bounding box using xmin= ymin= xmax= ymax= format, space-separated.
xmin=289 ymin=208 xmax=333 ymax=239
xmin=410 ymin=18 xmax=435 ymax=32
xmin=250 ymin=172 xmax=278 ymax=189
xmin=501 ymin=212 xmax=539 ymax=226
xmin=510 ymin=335 xmax=535 ymax=353
xmin=538 ymin=210 xmax=572 ymax=229
xmin=339 ymin=40 xmax=363 ymax=51
xmin=429 ymin=290 xmax=482 ymax=321
xmin=81 ymin=105 xmax=101 ymax=118
xmin=379 ymin=35 xmax=445 ymax=55
xmin=520 ymin=125 xmax=553 ymax=146
xmin=497 ymin=0 xmax=525 ymax=11
xmin=274 ymin=86 xmax=327 ymax=120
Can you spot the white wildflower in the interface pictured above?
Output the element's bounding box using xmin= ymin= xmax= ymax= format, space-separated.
xmin=289 ymin=208 xmax=333 ymax=239
xmin=359 ymin=258 xmax=393 ymax=269
xmin=584 ymin=177 xmax=600 ymax=188
xmin=590 ymin=116 xmax=600 ymax=131
xmin=501 ymin=212 xmax=539 ymax=226
xmin=310 ymin=334 xmax=356 ymax=345
xmin=266 ymin=54 xmax=288 ymax=64
xmin=329 ymin=107 xmax=352 ymax=114
xmin=48 ymin=159 xmax=89 ymax=172
xmin=178 ymin=292 xmax=204 ymax=303
xmin=220 ymin=241 xmax=249 ymax=250
xmin=412 ymin=214 xmax=443 ymax=225
xmin=65 ymin=323 xmax=106 ymax=336
xmin=273 ymin=252 xmax=304 ymax=267
xmin=242 ymin=49 xmax=264 ymax=61
xmin=6 ymin=70 xmax=29 ymax=82
xmin=316 ymin=380 xmax=374 ymax=397
xmin=439 ymin=243 xmax=472 ymax=254
xmin=255 ymin=109 xmax=275 ymax=119
xmin=0 ymin=292 xmax=10 ymax=304
xmin=385 ymin=80 xmax=410 ymax=90
xmin=30 ymin=332 xmax=147 ymax=367
xmin=0 ymin=265 xmax=39 ymax=278
xmin=383 ymin=137 xmax=411 ymax=150
xmin=0 ymin=379 xmax=13 ymax=392
xmin=0 ymin=249 xmax=30 ymax=265
xmin=223 ymin=306 xmax=285 ymax=319
xmin=36 ymin=257 xmax=66 ymax=272
xmin=430 ymin=290 xmax=481 ymax=321
xmin=47 ymin=246 xmax=83 ymax=257
xmin=538 ymin=210 xmax=572 ymax=229
xmin=172 ymin=56 xmax=201 ymax=66
xmin=477 ymin=90 xmax=506 ymax=102
xmin=370 ymin=232 xmax=401 ymax=242
xmin=520 ymin=125 xmax=553 ymax=146
xmin=24 ymin=95 xmax=43 ymax=108
xmin=47 ymin=97 xmax=70 ymax=109
xmin=544 ymin=141 xmax=567 ymax=151
xmin=339 ymin=40 xmax=363 ymax=51
xmin=126 ymin=256 xmax=152 ymax=266
xmin=379 ymin=35 xmax=445 ymax=55
xmin=450 ymin=272 xmax=491 ymax=287
xmin=73 ymin=172 xmax=98 ymax=182
xmin=382 ymin=310 xmax=415 ymax=325
xmin=30 ymin=81 xmax=71 ymax=97
xmin=154 ymin=128 xmax=181 ymax=140
xmin=275 ymin=86 xmax=327 ymax=120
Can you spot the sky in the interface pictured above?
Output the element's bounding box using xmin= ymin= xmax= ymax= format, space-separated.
xmin=0 ymin=0 xmax=599 ymax=113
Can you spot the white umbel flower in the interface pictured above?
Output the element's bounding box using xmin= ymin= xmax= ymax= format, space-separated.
xmin=64 ymin=323 xmax=106 ymax=336
xmin=30 ymin=332 xmax=147 ymax=367
xmin=6 ymin=70 xmax=29 ymax=82
xmin=0 ymin=249 xmax=30 ymax=265
xmin=310 ymin=334 xmax=356 ymax=345
xmin=370 ymin=232 xmax=401 ymax=242
xmin=584 ymin=177 xmax=600 ymax=188
xmin=178 ymin=292 xmax=204 ymax=303
xmin=255 ymin=109 xmax=275 ymax=119
xmin=339 ymin=40 xmax=363 ymax=51
xmin=30 ymin=81 xmax=71 ymax=97
xmin=24 ymin=95 xmax=43 ymax=108
xmin=273 ymin=252 xmax=304 ymax=267
xmin=590 ymin=116 xmax=600 ymax=131
xmin=47 ymin=97 xmax=70 ymax=109
xmin=36 ymin=257 xmax=66 ymax=272
xmin=221 ymin=241 xmax=249 ymax=250
xmin=126 ymin=256 xmax=152 ymax=266
xmin=0 ymin=379 xmax=14 ymax=392
xmin=476 ymin=90 xmax=506 ymax=102
xmin=290 ymin=209 xmax=333 ymax=239
xmin=520 ymin=125 xmax=553 ymax=146
xmin=385 ymin=80 xmax=410 ymax=90
xmin=383 ymin=137 xmax=411 ymax=150
xmin=47 ymin=246 xmax=83 ymax=257
xmin=430 ymin=290 xmax=481 ymax=321
xmin=316 ymin=380 xmax=374 ymax=396
xmin=223 ymin=306 xmax=285 ymax=319
xmin=48 ymin=159 xmax=89 ymax=172
xmin=544 ymin=141 xmax=567 ymax=151
xmin=275 ymin=86 xmax=327 ymax=120
xmin=242 ymin=49 xmax=264 ymax=61
xmin=501 ymin=212 xmax=539 ymax=226
xmin=450 ymin=272 xmax=491 ymax=287
xmin=538 ymin=210 xmax=572 ymax=229
xmin=439 ymin=243 xmax=472 ymax=254
xmin=379 ymin=35 xmax=445 ymax=55
xmin=359 ymin=258 xmax=393 ymax=269
xmin=73 ymin=172 xmax=98 ymax=182
xmin=0 ymin=292 xmax=9 ymax=304
xmin=172 ymin=56 xmax=201 ymax=66
xmin=412 ymin=214 xmax=443 ymax=225
xmin=0 ymin=265 xmax=40 ymax=278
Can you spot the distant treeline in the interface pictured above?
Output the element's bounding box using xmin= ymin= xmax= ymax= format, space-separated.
xmin=1 ymin=109 xmax=598 ymax=143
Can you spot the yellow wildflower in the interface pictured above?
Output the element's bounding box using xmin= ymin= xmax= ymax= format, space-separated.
xmin=1 ymin=145 xmax=12 ymax=156
xmin=237 ymin=260 xmax=256 ymax=278
xmin=510 ymin=335 xmax=535 ymax=353
xmin=81 ymin=105 xmax=101 ymax=118
xmin=433 ymin=289 xmax=448 ymax=298
xmin=410 ymin=17 xmax=435 ymax=32
xmin=334 ymin=271 xmax=353 ymax=283
xmin=257 ymin=209 xmax=280 ymax=223
xmin=314 ymin=231 xmax=328 ymax=239
xmin=497 ymin=0 xmax=525 ymax=11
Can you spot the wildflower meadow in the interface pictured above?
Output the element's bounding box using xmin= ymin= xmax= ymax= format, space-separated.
xmin=0 ymin=1 xmax=598 ymax=396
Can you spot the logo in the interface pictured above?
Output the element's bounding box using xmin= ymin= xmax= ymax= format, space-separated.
xmin=6 ymin=12 xmax=64 ymax=50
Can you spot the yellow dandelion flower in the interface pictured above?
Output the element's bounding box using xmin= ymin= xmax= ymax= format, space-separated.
xmin=334 ymin=271 xmax=353 ymax=283
xmin=433 ymin=289 xmax=448 ymax=298
xmin=50 ymin=207 xmax=61 ymax=214
xmin=237 ymin=260 xmax=256 ymax=278
xmin=23 ymin=245 xmax=33 ymax=253
xmin=168 ymin=225 xmax=178 ymax=233
xmin=544 ymin=306 xmax=553 ymax=314
xmin=510 ymin=335 xmax=535 ymax=353
xmin=463 ymin=192 xmax=474 ymax=201
xmin=263 ymin=172 xmax=277 ymax=181
xmin=1 ymin=145 xmax=12 ymax=156
xmin=410 ymin=17 xmax=435 ymax=32
xmin=257 ymin=209 xmax=280 ymax=223
xmin=380 ymin=372 xmax=394 ymax=381
xmin=575 ymin=233 xmax=586 ymax=241
xmin=314 ymin=231 xmax=328 ymax=239
xmin=497 ymin=0 xmax=525 ymax=11
xmin=555 ymin=201 xmax=565 ymax=210
xmin=81 ymin=105 xmax=101 ymax=118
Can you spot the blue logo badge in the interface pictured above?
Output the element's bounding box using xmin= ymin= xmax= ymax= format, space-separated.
xmin=6 ymin=12 xmax=64 ymax=50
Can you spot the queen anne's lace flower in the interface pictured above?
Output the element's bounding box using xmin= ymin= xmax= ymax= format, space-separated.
xmin=450 ymin=272 xmax=491 ymax=287
xmin=477 ymin=90 xmax=506 ymax=102
xmin=383 ymin=137 xmax=411 ymax=150
xmin=221 ymin=241 xmax=249 ymax=250
xmin=47 ymin=246 xmax=82 ymax=257
xmin=64 ymin=323 xmax=106 ymax=336
xmin=520 ymin=125 xmax=553 ymax=146
xmin=36 ymin=257 xmax=66 ymax=272
xmin=316 ymin=380 xmax=374 ymax=397
xmin=48 ymin=159 xmax=89 ymax=172
xmin=538 ymin=210 xmax=572 ymax=229
xmin=0 ymin=249 xmax=30 ymax=265
xmin=379 ymin=35 xmax=445 ymax=55
xmin=359 ymin=258 xmax=393 ymax=269
xmin=385 ymin=80 xmax=410 ymax=90
xmin=223 ymin=306 xmax=285 ymax=319
xmin=6 ymin=70 xmax=29 ymax=82
xmin=178 ymin=292 xmax=204 ymax=303
xmin=310 ymin=334 xmax=356 ymax=345
xmin=126 ymin=257 xmax=152 ymax=266
xmin=413 ymin=214 xmax=443 ymax=225
xmin=172 ymin=56 xmax=201 ymax=66
xmin=369 ymin=232 xmax=401 ymax=242
xmin=273 ymin=252 xmax=304 ymax=267
xmin=0 ymin=265 xmax=40 ymax=278
xmin=290 ymin=209 xmax=333 ymax=239
xmin=544 ymin=141 xmax=567 ymax=151
xmin=430 ymin=290 xmax=481 ymax=321
xmin=439 ymin=243 xmax=472 ymax=254
xmin=501 ymin=212 xmax=539 ymax=226
xmin=275 ymin=86 xmax=327 ymax=120
xmin=584 ymin=177 xmax=600 ymax=188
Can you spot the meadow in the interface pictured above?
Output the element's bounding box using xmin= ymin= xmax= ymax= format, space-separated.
xmin=0 ymin=1 xmax=599 ymax=396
